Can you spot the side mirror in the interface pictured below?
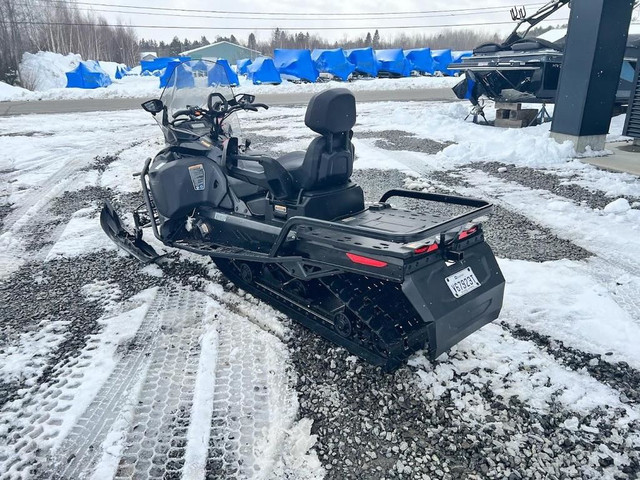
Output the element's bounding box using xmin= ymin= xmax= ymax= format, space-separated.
xmin=141 ymin=99 xmax=163 ymax=115
xmin=234 ymin=93 xmax=255 ymax=105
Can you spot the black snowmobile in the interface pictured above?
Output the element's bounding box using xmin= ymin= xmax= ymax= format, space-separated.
xmin=101 ymin=60 xmax=505 ymax=370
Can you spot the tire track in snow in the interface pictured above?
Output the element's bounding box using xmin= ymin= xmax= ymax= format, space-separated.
xmin=51 ymin=286 xmax=203 ymax=479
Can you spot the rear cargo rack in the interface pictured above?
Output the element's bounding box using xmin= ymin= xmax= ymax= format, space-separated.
xmin=269 ymin=189 xmax=493 ymax=256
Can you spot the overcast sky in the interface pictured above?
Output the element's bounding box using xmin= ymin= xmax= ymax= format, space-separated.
xmin=92 ymin=0 xmax=571 ymax=44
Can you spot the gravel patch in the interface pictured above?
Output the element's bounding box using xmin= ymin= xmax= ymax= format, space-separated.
xmin=469 ymin=161 xmax=640 ymax=210
xmin=503 ymin=322 xmax=640 ymax=405
xmin=0 ymin=203 xmax=13 ymax=232
xmin=0 ymin=252 xmax=162 ymax=407
xmin=357 ymin=129 xmax=453 ymax=155
xmin=288 ymin=326 xmax=640 ymax=480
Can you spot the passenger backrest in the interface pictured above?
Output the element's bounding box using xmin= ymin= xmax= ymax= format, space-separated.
xmin=299 ymin=89 xmax=356 ymax=190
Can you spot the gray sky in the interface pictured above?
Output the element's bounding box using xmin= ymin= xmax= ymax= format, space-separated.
xmin=93 ymin=0 xmax=570 ymax=43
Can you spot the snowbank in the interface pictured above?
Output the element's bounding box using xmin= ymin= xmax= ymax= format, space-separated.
xmin=18 ymin=51 xmax=82 ymax=90
xmin=98 ymin=60 xmax=128 ymax=80
xmin=0 ymin=81 xmax=30 ymax=102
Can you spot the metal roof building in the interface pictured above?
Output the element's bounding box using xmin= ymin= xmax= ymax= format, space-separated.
xmin=180 ymin=41 xmax=261 ymax=63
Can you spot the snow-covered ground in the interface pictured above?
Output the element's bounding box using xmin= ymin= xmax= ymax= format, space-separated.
xmin=0 ymin=100 xmax=639 ymax=479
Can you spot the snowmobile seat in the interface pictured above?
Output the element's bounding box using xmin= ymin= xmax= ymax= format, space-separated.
xmin=275 ymin=88 xmax=356 ymax=192
xmin=224 ymin=88 xmax=357 ymax=201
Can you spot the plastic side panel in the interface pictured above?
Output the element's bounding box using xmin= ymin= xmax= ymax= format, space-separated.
xmin=402 ymin=242 xmax=505 ymax=357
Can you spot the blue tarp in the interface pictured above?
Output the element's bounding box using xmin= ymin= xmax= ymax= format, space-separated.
xmin=65 ymin=61 xmax=112 ymax=89
xmin=114 ymin=65 xmax=128 ymax=79
xmin=247 ymin=57 xmax=281 ymax=85
xmin=375 ymin=49 xmax=410 ymax=77
xmin=432 ymin=49 xmax=454 ymax=75
xmin=405 ymin=48 xmax=435 ymax=74
xmin=212 ymin=59 xmax=239 ymax=86
xmin=345 ymin=48 xmax=378 ymax=77
xmin=451 ymin=50 xmax=473 ymax=66
xmin=236 ymin=58 xmax=252 ymax=75
xmin=141 ymin=56 xmax=190 ymax=74
xmin=161 ymin=60 xmax=194 ymax=89
xmin=311 ymin=49 xmax=355 ymax=81
xmin=160 ymin=60 xmax=240 ymax=89
xmin=273 ymin=49 xmax=319 ymax=82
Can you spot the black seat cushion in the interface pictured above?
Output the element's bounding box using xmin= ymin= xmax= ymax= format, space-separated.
xmin=274 ymin=135 xmax=355 ymax=191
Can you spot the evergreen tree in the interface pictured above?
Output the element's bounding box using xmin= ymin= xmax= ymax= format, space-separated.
xmin=169 ymin=36 xmax=182 ymax=56
xmin=230 ymin=34 xmax=238 ymax=45
xmin=365 ymin=32 xmax=372 ymax=46
xmin=247 ymin=33 xmax=257 ymax=50
xmin=372 ymin=29 xmax=380 ymax=49
xmin=200 ymin=36 xmax=210 ymax=46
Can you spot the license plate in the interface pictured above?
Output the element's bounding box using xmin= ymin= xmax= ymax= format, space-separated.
xmin=445 ymin=267 xmax=481 ymax=298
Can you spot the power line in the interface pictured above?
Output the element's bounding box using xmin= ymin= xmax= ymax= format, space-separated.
xmin=34 ymin=5 xmax=538 ymax=22
xmin=0 ymin=18 xmax=571 ymax=31
xmin=28 ymin=0 xmax=548 ymax=18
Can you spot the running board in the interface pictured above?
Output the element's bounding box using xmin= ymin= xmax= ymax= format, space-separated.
xmin=100 ymin=201 xmax=161 ymax=264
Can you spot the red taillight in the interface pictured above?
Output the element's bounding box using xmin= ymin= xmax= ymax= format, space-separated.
xmin=459 ymin=226 xmax=478 ymax=240
xmin=414 ymin=243 xmax=439 ymax=255
xmin=346 ymin=253 xmax=388 ymax=268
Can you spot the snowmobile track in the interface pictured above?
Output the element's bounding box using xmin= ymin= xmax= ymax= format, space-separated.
xmin=51 ymin=286 xmax=205 ymax=479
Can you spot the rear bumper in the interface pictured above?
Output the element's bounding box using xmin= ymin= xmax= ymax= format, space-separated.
xmin=402 ymin=242 xmax=505 ymax=358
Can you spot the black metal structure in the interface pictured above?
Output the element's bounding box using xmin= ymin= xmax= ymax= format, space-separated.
xmin=551 ymin=0 xmax=635 ymax=143
xmin=623 ymin=59 xmax=640 ymax=138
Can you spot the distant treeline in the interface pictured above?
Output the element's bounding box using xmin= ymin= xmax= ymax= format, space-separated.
xmin=0 ymin=0 xmax=138 ymax=85
xmin=141 ymin=28 xmax=535 ymax=59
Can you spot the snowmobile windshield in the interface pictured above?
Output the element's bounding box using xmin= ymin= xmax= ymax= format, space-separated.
xmin=159 ymin=59 xmax=241 ymax=139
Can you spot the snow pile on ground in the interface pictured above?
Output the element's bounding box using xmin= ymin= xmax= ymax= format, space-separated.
xmin=18 ymin=51 xmax=82 ymax=91
xmin=98 ymin=61 xmax=127 ymax=80
xmin=0 ymin=81 xmax=30 ymax=101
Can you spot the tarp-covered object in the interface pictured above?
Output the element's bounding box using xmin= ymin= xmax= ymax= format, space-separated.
xmin=405 ymin=48 xmax=434 ymax=74
xmin=432 ymin=49 xmax=454 ymax=75
xmin=65 ymin=61 xmax=112 ymax=89
xmin=212 ymin=59 xmax=239 ymax=86
xmin=141 ymin=56 xmax=190 ymax=74
xmin=236 ymin=58 xmax=252 ymax=76
xmin=311 ymin=49 xmax=355 ymax=81
xmin=114 ymin=65 xmax=128 ymax=79
xmin=247 ymin=57 xmax=281 ymax=85
xmin=452 ymin=51 xmax=473 ymax=65
xmin=273 ymin=49 xmax=319 ymax=82
xmin=375 ymin=49 xmax=410 ymax=77
xmin=159 ymin=60 xmax=184 ymax=88
xmin=345 ymin=48 xmax=378 ymax=77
